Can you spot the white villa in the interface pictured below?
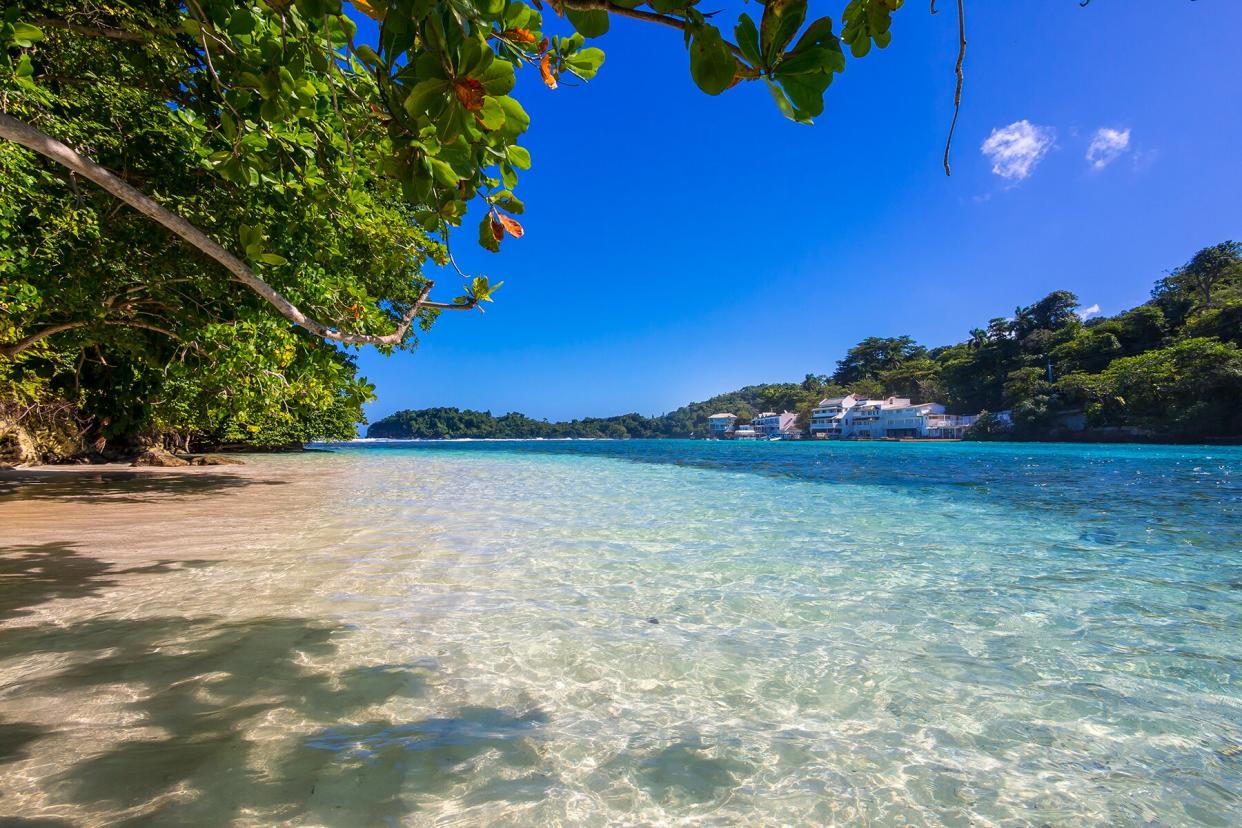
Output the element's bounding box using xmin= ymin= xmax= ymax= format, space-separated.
xmin=708 ymin=410 xmax=800 ymax=440
xmin=752 ymin=411 xmax=800 ymax=438
xmin=809 ymin=394 xmax=977 ymax=439
xmin=707 ymin=412 xmax=737 ymax=438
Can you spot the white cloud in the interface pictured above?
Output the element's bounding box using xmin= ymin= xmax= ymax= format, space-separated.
xmin=1086 ymin=127 xmax=1131 ymax=169
xmin=1077 ymin=303 xmax=1101 ymax=321
xmin=981 ymin=120 xmax=1056 ymax=181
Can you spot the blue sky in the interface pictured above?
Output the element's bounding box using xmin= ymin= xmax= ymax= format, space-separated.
xmin=351 ymin=1 xmax=1242 ymax=423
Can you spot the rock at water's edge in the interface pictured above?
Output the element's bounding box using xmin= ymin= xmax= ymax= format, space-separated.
xmin=190 ymin=455 xmax=245 ymax=466
xmin=131 ymin=448 xmax=190 ymax=467
xmin=0 ymin=422 xmax=40 ymax=468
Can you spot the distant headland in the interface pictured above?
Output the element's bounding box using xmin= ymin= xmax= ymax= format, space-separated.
xmin=368 ymin=242 xmax=1242 ymax=445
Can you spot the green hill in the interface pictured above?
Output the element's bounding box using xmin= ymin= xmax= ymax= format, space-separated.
xmin=367 ymin=241 xmax=1242 ymax=442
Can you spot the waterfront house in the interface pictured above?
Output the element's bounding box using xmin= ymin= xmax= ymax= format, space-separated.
xmin=881 ymin=401 xmax=978 ymax=438
xmin=811 ymin=395 xmax=979 ymax=439
xmin=732 ymin=424 xmax=759 ymax=440
xmin=753 ymin=411 xmax=799 ymax=438
xmin=707 ymin=412 xmax=737 ymax=438
xmin=809 ymin=395 xmax=859 ymax=438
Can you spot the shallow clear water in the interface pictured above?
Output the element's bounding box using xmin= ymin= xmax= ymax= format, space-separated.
xmin=1 ymin=440 xmax=1240 ymax=825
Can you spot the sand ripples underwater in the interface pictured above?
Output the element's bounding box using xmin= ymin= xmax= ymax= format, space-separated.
xmin=1 ymin=440 xmax=1240 ymax=825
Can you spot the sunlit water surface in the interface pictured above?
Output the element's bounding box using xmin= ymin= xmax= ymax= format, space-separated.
xmin=1 ymin=440 xmax=1240 ymax=826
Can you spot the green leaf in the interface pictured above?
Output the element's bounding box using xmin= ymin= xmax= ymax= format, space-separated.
xmin=775 ymin=40 xmax=842 ymax=76
xmin=505 ymin=145 xmax=531 ymax=170
xmin=734 ymin=14 xmax=762 ymax=67
xmin=792 ymin=16 xmax=839 ymax=58
xmin=258 ymin=253 xmax=288 ymax=266
xmin=496 ymin=96 xmax=529 ymax=138
xmin=477 ymin=96 xmax=506 ymax=130
xmin=689 ymin=26 xmax=736 ymax=96
xmin=565 ymin=7 xmax=609 ymax=38
xmin=428 ymin=158 xmax=459 ymax=188
xmin=9 ymin=22 xmax=43 ymax=47
xmin=478 ymin=214 xmax=501 ymax=252
xmin=564 ymin=47 xmax=605 ymax=80
xmin=760 ymin=0 xmax=807 ymax=65
xmin=238 ymin=224 xmax=261 ymax=249
xmin=404 ymin=79 xmax=449 ymax=119
xmin=500 ymin=161 xmax=518 ymax=189
xmin=480 ymin=59 xmax=516 ymax=96
xmin=779 ymin=71 xmax=830 ymax=117
xmin=353 ymin=44 xmax=382 ymax=69
xmin=493 ymin=192 xmax=525 ymax=214
xmin=766 ymin=79 xmax=812 ymax=124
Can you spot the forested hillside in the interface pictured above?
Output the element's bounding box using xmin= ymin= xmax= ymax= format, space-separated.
xmin=369 ymin=241 xmax=1242 ymax=442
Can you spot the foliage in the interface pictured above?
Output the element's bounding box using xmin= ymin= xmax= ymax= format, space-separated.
xmin=0 ymin=24 xmax=434 ymax=449
xmin=1 ymin=0 xmax=910 ymax=455
xmin=1057 ymin=338 xmax=1242 ymax=437
xmin=832 ymin=335 xmax=925 ymax=384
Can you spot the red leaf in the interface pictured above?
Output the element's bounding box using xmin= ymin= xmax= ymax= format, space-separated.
xmin=497 ymin=213 xmax=524 ymax=239
xmin=539 ymin=53 xmax=557 ymax=89
xmin=490 ymin=215 xmax=504 ymax=241
xmin=452 ymin=77 xmax=485 ymax=111
xmin=500 ymin=27 xmax=538 ymax=45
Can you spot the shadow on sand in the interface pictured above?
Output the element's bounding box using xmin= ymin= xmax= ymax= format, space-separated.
xmin=0 ymin=544 xmax=550 ymax=825
xmin=0 ymin=542 xmax=216 ymax=622
xmin=0 ymin=468 xmax=287 ymax=504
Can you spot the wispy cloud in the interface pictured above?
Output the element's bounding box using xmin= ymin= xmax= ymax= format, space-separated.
xmin=981 ymin=120 xmax=1056 ymax=181
xmin=1086 ymin=127 xmax=1131 ymax=169
xmin=1077 ymin=303 xmax=1101 ymax=321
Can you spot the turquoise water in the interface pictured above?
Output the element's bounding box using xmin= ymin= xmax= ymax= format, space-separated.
xmin=1 ymin=440 xmax=1240 ymax=825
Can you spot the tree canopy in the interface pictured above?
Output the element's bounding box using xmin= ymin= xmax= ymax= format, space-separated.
xmin=1 ymin=0 xmax=921 ymax=457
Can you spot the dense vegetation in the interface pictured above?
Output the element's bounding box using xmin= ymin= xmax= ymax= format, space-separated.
xmin=369 ymin=241 xmax=1242 ymax=442
xmin=1 ymin=0 xmax=912 ymax=462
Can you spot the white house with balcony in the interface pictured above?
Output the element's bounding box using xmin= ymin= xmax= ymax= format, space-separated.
xmin=707 ymin=412 xmax=737 ymax=438
xmin=809 ymin=394 xmax=859 ymax=438
xmin=753 ymin=411 xmax=799 ymax=438
xmin=810 ymin=395 xmax=979 ymax=439
xmin=880 ymin=401 xmax=977 ymax=438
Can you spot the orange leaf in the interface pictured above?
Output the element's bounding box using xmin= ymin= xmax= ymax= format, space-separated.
xmin=452 ymin=77 xmax=486 ymax=111
xmin=500 ymin=27 xmax=538 ymax=45
xmin=539 ymin=54 xmax=557 ymax=90
xmin=497 ymin=213 xmax=524 ymax=239
xmin=350 ymin=0 xmax=386 ymax=21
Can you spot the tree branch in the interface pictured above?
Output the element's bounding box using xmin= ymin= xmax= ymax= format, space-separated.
xmin=0 ymin=322 xmax=87 ymax=358
xmin=0 ymin=113 xmax=468 ymax=349
xmin=0 ymin=319 xmax=184 ymax=358
xmin=31 ymin=17 xmax=154 ymax=43
xmin=943 ymin=0 xmax=966 ymax=176
xmin=560 ymin=0 xmax=747 ymax=61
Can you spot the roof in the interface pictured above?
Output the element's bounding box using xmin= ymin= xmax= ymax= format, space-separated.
xmin=708 ymin=412 xmax=737 ymax=419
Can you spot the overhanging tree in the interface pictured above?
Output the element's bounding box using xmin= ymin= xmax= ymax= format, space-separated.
xmin=2 ymin=0 xmax=928 ymax=350
xmin=2 ymin=0 xmax=972 ymax=450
